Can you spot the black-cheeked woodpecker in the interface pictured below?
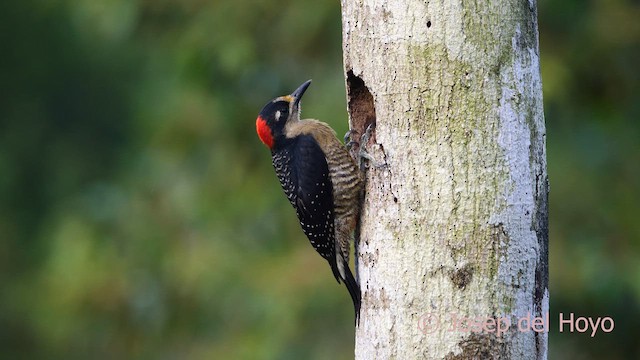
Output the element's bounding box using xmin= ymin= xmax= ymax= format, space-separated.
xmin=256 ymin=80 xmax=362 ymax=321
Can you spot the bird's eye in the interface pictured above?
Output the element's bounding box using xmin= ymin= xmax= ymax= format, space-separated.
xmin=277 ymin=108 xmax=289 ymax=121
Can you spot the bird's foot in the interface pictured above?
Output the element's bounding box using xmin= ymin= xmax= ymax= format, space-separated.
xmin=357 ymin=123 xmax=387 ymax=171
xmin=344 ymin=129 xmax=359 ymax=151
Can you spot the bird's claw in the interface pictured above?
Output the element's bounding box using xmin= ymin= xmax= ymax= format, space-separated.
xmin=357 ymin=123 xmax=387 ymax=171
xmin=344 ymin=129 xmax=355 ymax=145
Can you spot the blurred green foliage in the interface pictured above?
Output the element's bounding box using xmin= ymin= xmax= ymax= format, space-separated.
xmin=542 ymin=1 xmax=640 ymax=358
xmin=0 ymin=0 xmax=637 ymax=358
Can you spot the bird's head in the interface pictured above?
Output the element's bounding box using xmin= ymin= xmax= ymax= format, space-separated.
xmin=256 ymin=80 xmax=311 ymax=149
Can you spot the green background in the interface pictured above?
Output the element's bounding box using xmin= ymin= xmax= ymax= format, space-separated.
xmin=1 ymin=0 xmax=638 ymax=358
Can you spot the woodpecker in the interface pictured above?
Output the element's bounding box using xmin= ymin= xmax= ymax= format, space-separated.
xmin=256 ymin=80 xmax=362 ymax=320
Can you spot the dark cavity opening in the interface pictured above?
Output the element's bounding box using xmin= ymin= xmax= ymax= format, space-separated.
xmin=346 ymin=70 xmax=376 ymax=146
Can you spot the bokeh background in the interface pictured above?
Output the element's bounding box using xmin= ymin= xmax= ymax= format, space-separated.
xmin=0 ymin=0 xmax=638 ymax=359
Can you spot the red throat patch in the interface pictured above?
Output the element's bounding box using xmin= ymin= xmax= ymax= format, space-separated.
xmin=256 ymin=116 xmax=274 ymax=148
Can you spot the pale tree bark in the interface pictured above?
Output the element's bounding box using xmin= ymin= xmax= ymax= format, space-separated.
xmin=341 ymin=0 xmax=548 ymax=359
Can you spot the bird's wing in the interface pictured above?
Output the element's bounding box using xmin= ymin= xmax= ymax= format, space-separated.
xmin=273 ymin=135 xmax=341 ymax=282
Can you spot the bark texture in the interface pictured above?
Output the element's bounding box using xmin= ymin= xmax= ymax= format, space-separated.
xmin=341 ymin=0 xmax=548 ymax=359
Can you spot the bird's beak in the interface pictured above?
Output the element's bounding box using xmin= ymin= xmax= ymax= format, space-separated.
xmin=291 ymin=80 xmax=312 ymax=107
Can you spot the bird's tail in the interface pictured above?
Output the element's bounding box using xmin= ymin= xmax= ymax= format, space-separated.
xmin=343 ymin=262 xmax=361 ymax=324
xmin=329 ymin=255 xmax=362 ymax=323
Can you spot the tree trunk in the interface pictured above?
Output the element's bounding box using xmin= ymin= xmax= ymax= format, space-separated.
xmin=341 ymin=0 xmax=548 ymax=359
